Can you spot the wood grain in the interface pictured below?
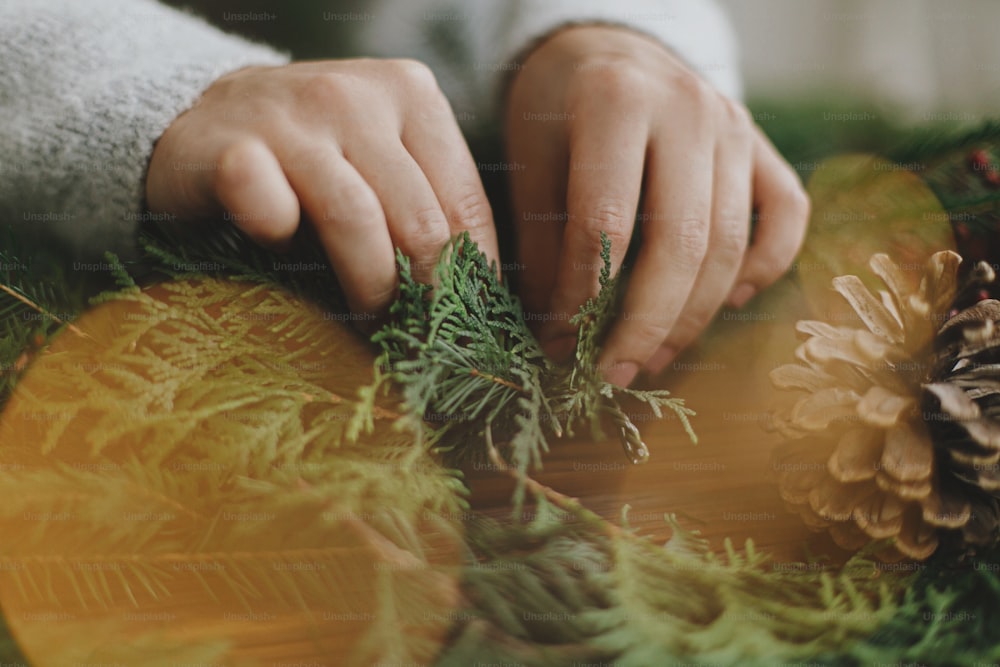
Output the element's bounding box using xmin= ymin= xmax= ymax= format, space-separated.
xmin=464 ymin=286 xmax=850 ymax=566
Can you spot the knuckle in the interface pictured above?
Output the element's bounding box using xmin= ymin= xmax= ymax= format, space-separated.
xmin=388 ymin=58 xmax=440 ymax=93
xmin=672 ymin=71 xmax=713 ymax=105
xmin=668 ymin=219 xmax=710 ymax=264
xmin=720 ymin=102 xmax=754 ymax=141
xmin=323 ymin=183 xmax=381 ymax=227
xmin=678 ymin=231 xmax=710 ymax=262
xmin=724 ymin=99 xmax=754 ymax=127
xmin=713 ymin=220 xmax=750 ymax=261
xmin=576 ymin=58 xmax=648 ymax=104
xmin=630 ymin=320 xmax=673 ymax=355
xmin=405 ymin=207 xmax=451 ymax=258
xmin=577 ymin=198 xmax=632 ymax=250
xmin=672 ymin=309 xmax=707 ymax=337
xmin=304 ymin=73 xmax=350 ymax=107
xmin=413 ymin=205 xmax=449 ymax=233
xmin=215 ymin=138 xmax=265 ymax=192
xmin=449 ymin=190 xmax=492 ymax=234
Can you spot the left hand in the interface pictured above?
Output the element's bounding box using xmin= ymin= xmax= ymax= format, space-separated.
xmin=504 ymin=25 xmax=809 ymax=386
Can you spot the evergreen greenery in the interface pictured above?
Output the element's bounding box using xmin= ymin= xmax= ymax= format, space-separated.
xmin=0 ymin=274 xmax=463 ymax=666
xmin=437 ymin=498 xmax=907 ymax=667
xmin=349 ymin=232 xmax=696 ymax=508
xmin=4 ymin=119 xmax=1000 ymax=665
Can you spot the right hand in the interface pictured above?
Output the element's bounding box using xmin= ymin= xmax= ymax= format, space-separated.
xmin=504 ymin=27 xmax=809 ymax=386
xmin=146 ymin=60 xmax=499 ymax=317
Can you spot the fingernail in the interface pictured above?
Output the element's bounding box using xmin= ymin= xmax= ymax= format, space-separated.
xmin=603 ymin=361 xmax=640 ymax=388
xmin=542 ymin=335 xmax=577 ymax=364
xmin=729 ymin=283 xmax=756 ymax=309
xmin=645 ymin=346 xmax=677 ymax=376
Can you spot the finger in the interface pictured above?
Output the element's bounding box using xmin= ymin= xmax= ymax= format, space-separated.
xmin=597 ymin=117 xmax=714 ymax=387
xmin=346 ymin=137 xmax=452 ymax=284
xmin=214 ymin=138 xmax=301 ymax=250
xmin=646 ymin=110 xmax=754 ymax=375
xmin=147 ymin=133 xmax=301 ymax=249
xmin=728 ymin=129 xmax=810 ymax=308
xmin=505 ymin=101 xmax=569 ymax=337
xmin=540 ymin=113 xmax=647 ymax=361
xmin=278 ymin=140 xmax=397 ymax=318
xmin=402 ymin=104 xmax=499 ymax=270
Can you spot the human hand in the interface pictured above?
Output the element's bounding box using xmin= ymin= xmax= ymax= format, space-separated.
xmin=147 ymin=60 xmax=498 ymax=317
xmin=505 ymin=26 xmax=809 ymax=386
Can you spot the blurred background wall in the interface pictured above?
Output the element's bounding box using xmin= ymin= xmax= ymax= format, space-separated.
xmin=167 ymin=0 xmax=1000 ymax=123
xmin=721 ymin=0 xmax=1000 ymax=122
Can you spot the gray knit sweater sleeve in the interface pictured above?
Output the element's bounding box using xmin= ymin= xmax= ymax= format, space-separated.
xmin=360 ymin=0 xmax=741 ymax=132
xmin=0 ymin=0 xmax=288 ymax=263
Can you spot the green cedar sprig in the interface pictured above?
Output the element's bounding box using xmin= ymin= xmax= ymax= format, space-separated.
xmin=0 ymin=243 xmax=95 ymax=408
xmin=436 ymin=490 xmax=905 ymax=667
xmin=349 ymin=232 xmax=696 ymax=506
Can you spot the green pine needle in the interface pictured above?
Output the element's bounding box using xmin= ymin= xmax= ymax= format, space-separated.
xmin=349 ymin=232 xmax=697 ymax=510
xmin=6 ymin=114 xmax=1000 ymax=666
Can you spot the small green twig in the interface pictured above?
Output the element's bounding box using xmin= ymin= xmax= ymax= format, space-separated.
xmin=485 ymin=424 xmax=622 ymax=539
xmin=469 ymin=368 xmax=527 ymax=393
xmin=0 ymin=283 xmax=91 ymax=340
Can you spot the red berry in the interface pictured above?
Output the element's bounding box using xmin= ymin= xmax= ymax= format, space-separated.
xmin=979 ymin=289 xmax=991 ymax=302
xmin=971 ymin=149 xmax=991 ymax=171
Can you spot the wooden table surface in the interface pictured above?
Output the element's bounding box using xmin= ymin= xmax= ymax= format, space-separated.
xmin=463 ymin=286 xmax=848 ymax=567
xmin=1 ymin=278 xmax=849 ymax=666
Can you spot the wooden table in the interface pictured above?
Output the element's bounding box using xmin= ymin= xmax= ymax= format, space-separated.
xmin=464 ymin=283 xmax=848 ymax=567
xmin=0 ymin=277 xmax=847 ymax=666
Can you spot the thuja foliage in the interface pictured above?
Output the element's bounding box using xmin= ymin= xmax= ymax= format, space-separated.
xmin=0 ymin=227 xmax=995 ymax=666
xmin=349 ymin=232 xmax=696 ymax=506
xmin=0 ymin=236 xmax=97 ymax=407
xmin=138 ymin=222 xmax=347 ymax=312
xmin=7 ymin=117 xmax=1000 ymax=663
xmin=437 ymin=493 xmax=909 ymax=667
xmin=0 ymin=276 xmax=463 ymax=666
xmin=818 ymin=548 xmax=1000 ymax=666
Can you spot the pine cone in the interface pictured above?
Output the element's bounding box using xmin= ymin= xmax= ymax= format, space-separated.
xmin=923 ymin=261 xmax=1000 ymax=553
xmin=770 ymin=250 xmax=1000 ymax=561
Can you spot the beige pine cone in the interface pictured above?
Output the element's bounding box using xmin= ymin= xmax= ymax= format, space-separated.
xmin=770 ymin=251 xmax=971 ymax=561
